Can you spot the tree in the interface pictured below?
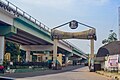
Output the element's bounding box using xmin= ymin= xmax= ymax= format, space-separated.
xmin=5 ymin=41 xmax=21 ymax=62
xmin=102 ymin=30 xmax=117 ymax=44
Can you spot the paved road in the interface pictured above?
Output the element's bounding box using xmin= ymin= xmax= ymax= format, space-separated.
xmin=16 ymin=67 xmax=111 ymax=80
xmin=2 ymin=65 xmax=84 ymax=78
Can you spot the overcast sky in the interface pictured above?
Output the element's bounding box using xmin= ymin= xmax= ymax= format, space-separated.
xmin=6 ymin=0 xmax=120 ymax=54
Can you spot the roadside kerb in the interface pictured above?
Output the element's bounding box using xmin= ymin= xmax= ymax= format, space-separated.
xmin=96 ymin=71 xmax=120 ymax=80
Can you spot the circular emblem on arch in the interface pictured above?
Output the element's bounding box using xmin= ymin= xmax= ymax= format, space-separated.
xmin=69 ymin=20 xmax=78 ymax=29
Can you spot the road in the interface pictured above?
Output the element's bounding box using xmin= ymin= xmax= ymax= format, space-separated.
xmin=16 ymin=67 xmax=111 ymax=80
xmin=2 ymin=65 xmax=84 ymax=78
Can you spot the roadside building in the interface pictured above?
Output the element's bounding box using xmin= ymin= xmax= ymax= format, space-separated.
xmin=95 ymin=41 xmax=120 ymax=72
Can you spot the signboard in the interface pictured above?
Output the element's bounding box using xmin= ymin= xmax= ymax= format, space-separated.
xmin=51 ymin=29 xmax=96 ymax=40
xmin=108 ymin=55 xmax=119 ymax=68
xmin=5 ymin=53 xmax=11 ymax=61
xmin=69 ymin=20 xmax=78 ymax=29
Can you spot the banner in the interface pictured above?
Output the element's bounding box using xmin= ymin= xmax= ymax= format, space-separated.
xmin=108 ymin=55 xmax=119 ymax=68
xmin=51 ymin=29 xmax=96 ymax=40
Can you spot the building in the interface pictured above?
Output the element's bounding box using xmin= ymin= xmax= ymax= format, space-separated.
xmin=95 ymin=41 xmax=120 ymax=72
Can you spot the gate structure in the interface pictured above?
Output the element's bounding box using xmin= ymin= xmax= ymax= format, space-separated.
xmin=51 ymin=20 xmax=97 ymax=70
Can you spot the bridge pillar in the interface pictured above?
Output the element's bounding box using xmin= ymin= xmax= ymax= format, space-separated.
xmin=65 ymin=53 xmax=73 ymax=66
xmin=65 ymin=56 xmax=68 ymax=66
xmin=26 ymin=50 xmax=31 ymax=62
xmin=36 ymin=55 xmax=39 ymax=62
xmin=0 ymin=36 xmax=5 ymax=65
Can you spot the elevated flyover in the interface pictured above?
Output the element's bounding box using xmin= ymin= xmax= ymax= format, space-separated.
xmin=0 ymin=0 xmax=87 ymax=65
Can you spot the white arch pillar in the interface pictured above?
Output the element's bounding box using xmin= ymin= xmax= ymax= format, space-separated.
xmin=53 ymin=39 xmax=58 ymax=67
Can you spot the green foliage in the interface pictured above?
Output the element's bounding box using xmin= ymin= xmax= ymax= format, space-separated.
xmin=5 ymin=41 xmax=22 ymax=62
xmin=5 ymin=41 xmax=37 ymax=62
xmin=20 ymin=50 xmax=26 ymax=62
xmin=102 ymin=30 xmax=117 ymax=44
xmin=32 ymin=55 xmax=37 ymax=62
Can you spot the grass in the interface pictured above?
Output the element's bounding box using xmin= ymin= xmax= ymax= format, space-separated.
xmin=15 ymin=67 xmax=49 ymax=73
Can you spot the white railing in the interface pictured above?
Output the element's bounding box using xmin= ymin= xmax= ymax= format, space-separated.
xmin=0 ymin=0 xmax=51 ymax=32
xmin=0 ymin=0 xmax=88 ymax=57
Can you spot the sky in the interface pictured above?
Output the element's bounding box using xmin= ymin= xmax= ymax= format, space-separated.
xmin=6 ymin=0 xmax=120 ymax=54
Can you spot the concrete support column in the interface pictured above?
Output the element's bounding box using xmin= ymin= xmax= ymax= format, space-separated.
xmin=37 ymin=56 xmax=39 ymax=62
xmin=65 ymin=56 xmax=68 ymax=66
xmin=0 ymin=36 xmax=5 ymax=65
xmin=26 ymin=51 xmax=31 ymax=62
xmin=53 ymin=39 xmax=58 ymax=67
xmin=30 ymin=55 xmax=32 ymax=62
xmin=42 ymin=55 xmax=45 ymax=62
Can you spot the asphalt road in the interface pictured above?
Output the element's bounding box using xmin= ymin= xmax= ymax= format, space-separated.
xmin=2 ymin=65 xmax=84 ymax=78
xmin=16 ymin=67 xmax=111 ymax=80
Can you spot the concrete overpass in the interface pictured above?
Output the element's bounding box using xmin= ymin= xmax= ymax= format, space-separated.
xmin=0 ymin=0 xmax=87 ymax=65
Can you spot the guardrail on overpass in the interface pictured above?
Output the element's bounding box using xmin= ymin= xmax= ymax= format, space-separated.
xmin=0 ymin=0 xmax=50 ymax=32
xmin=0 ymin=0 xmax=87 ymax=59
